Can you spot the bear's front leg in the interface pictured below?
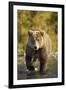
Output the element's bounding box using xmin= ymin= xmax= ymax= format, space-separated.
xmin=25 ymin=55 xmax=35 ymax=71
xmin=40 ymin=60 xmax=46 ymax=73
xmin=39 ymin=48 xmax=47 ymax=73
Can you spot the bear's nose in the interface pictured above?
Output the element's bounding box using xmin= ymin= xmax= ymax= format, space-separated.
xmin=34 ymin=46 xmax=37 ymax=50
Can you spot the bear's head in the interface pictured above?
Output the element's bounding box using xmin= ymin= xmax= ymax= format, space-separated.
xmin=28 ymin=30 xmax=44 ymax=50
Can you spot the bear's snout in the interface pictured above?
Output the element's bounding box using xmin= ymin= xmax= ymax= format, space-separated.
xmin=34 ymin=46 xmax=37 ymax=50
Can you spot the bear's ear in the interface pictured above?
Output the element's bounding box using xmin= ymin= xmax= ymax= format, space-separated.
xmin=40 ymin=31 xmax=44 ymax=36
xmin=28 ymin=30 xmax=32 ymax=36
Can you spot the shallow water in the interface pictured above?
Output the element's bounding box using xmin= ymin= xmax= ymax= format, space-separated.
xmin=17 ymin=56 xmax=58 ymax=80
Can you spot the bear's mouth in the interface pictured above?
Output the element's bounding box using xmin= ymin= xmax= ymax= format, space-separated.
xmin=34 ymin=48 xmax=41 ymax=52
xmin=34 ymin=46 xmax=37 ymax=50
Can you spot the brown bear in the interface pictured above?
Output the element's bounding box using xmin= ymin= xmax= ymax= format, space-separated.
xmin=25 ymin=29 xmax=52 ymax=73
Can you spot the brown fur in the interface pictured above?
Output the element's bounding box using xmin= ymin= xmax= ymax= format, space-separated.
xmin=25 ymin=29 xmax=52 ymax=72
